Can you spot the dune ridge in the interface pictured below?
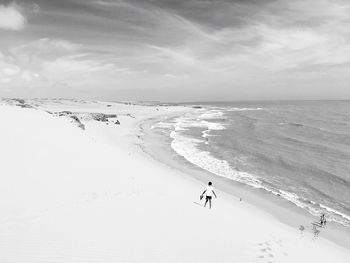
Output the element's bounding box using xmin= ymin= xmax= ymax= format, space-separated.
xmin=0 ymin=99 xmax=349 ymax=263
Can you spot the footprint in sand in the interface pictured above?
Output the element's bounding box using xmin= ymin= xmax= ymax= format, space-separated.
xmin=257 ymin=241 xmax=276 ymax=262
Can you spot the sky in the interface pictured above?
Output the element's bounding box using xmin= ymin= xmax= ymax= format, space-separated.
xmin=0 ymin=0 xmax=350 ymax=101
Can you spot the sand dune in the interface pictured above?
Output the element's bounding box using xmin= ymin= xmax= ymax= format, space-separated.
xmin=0 ymin=99 xmax=349 ymax=263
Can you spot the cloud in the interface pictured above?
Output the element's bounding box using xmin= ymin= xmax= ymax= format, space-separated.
xmin=0 ymin=2 xmax=27 ymax=30
xmin=141 ymin=0 xmax=350 ymax=75
xmin=0 ymin=51 xmax=39 ymax=84
xmin=12 ymin=38 xmax=81 ymax=58
xmin=2 ymin=0 xmax=350 ymax=100
xmin=6 ymin=38 xmax=84 ymax=73
xmin=87 ymin=0 xmax=350 ymax=76
xmin=0 ymin=37 xmax=136 ymax=94
xmin=0 ymin=52 xmax=20 ymax=83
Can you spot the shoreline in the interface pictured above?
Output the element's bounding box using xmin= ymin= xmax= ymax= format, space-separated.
xmin=2 ymin=99 xmax=350 ymax=262
xmin=138 ymin=110 xmax=350 ymax=250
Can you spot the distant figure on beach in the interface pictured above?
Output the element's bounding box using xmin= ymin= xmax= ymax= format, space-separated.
xmin=200 ymin=182 xmax=217 ymax=209
xmin=320 ymin=214 xmax=327 ymax=227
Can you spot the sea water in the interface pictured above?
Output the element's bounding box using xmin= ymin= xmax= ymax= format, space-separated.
xmin=152 ymin=101 xmax=350 ymax=228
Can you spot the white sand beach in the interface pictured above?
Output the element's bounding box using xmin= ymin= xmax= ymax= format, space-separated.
xmin=0 ymin=99 xmax=349 ymax=263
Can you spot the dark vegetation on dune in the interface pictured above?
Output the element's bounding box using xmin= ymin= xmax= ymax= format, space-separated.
xmin=56 ymin=111 xmax=121 ymax=130
xmin=0 ymin=98 xmax=123 ymax=130
xmin=0 ymin=98 xmax=129 ymax=131
xmin=1 ymin=98 xmax=34 ymax=109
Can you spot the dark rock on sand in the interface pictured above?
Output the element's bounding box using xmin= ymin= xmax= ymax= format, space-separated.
xmin=70 ymin=115 xmax=85 ymax=130
xmin=55 ymin=111 xmax=85 ymax=130
xmin=12 ymin=99 xmax=34 ymax=109
xmin=90 ymin=113 xmax=117 ymax=122
xmin=90 ymin=113 xmax=108 ymax=122
xmin=58 ymin=111 xmax=73 ymax=116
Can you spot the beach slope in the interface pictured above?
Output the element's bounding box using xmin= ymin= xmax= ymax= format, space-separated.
xmin=0 ymin=99 xmax=349 ymax=263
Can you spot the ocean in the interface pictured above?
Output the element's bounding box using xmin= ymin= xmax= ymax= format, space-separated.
xmin=151 ymin=101 xmax=350 ymax=228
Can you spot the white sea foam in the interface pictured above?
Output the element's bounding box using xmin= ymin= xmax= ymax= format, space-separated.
xmin=172 ymin=115 xmax=226 ymax=132
xmin=163 ymin=108 xmax=350 ymax=228
xmin=202 ymin=130 xmax=210 ymax=138
xmin=202 ymin=130 xmax=216 ymax=138
xmin=261 ymin=188 xmax=350 ymax=227
xmin=200 ymin=120 xmax=225 ymax=130
xmin=170 ymin=130 xmax=262 ymax=188
xmin=171 ymin=111 xmax=227 ymax=143
xmin=228 ymin=107 xmax=263 ymax=111
xmin=151 ymin=122 xmax=174 ymax=129
xmin=170 ymin=131 xmax=350 ymax=227
xmin=319 ymin=204 xmax=350 ymax=223
xmin=198 ymin=110 xmax=223 ymax=119
xmin=171 ymin=130 xmax=350 ymax=226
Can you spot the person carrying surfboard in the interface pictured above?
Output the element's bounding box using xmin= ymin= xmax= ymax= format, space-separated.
xmin=200 ymin=182 xmax=217 ymax=209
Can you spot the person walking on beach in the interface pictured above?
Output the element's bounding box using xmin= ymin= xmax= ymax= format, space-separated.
xmin=320 ymin=214 xmax=327 ymax=227
xmin=200 ymin=182 xmax=217 ymax=209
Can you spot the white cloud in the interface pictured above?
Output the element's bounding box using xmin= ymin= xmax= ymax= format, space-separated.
xmin=2 ymin=66 xmax=20 ymax=76
xmin=0 ymin=52 xmax=20 ymax=83
xmin=0 ymin=38 xmax=133 ymax=91
xmin=2 ymin=0 xmax=350 ymax=100
xmin=34 ymin=38 xmax=81 ymax=52
xmin=21 ymin=70 xmax=39 ymax=81
xmin=12 ymin=38 xmax=81 ymax=58
xmin=0 ymin=2 xmax=27 ymax=30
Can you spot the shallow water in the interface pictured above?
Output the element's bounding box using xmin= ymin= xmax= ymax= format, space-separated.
xmin=152 ymin=101 xmax=350 ymax=228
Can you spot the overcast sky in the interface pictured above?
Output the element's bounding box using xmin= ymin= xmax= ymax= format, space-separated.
xmin=0 ymin=0 xmax=350 ymax=101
